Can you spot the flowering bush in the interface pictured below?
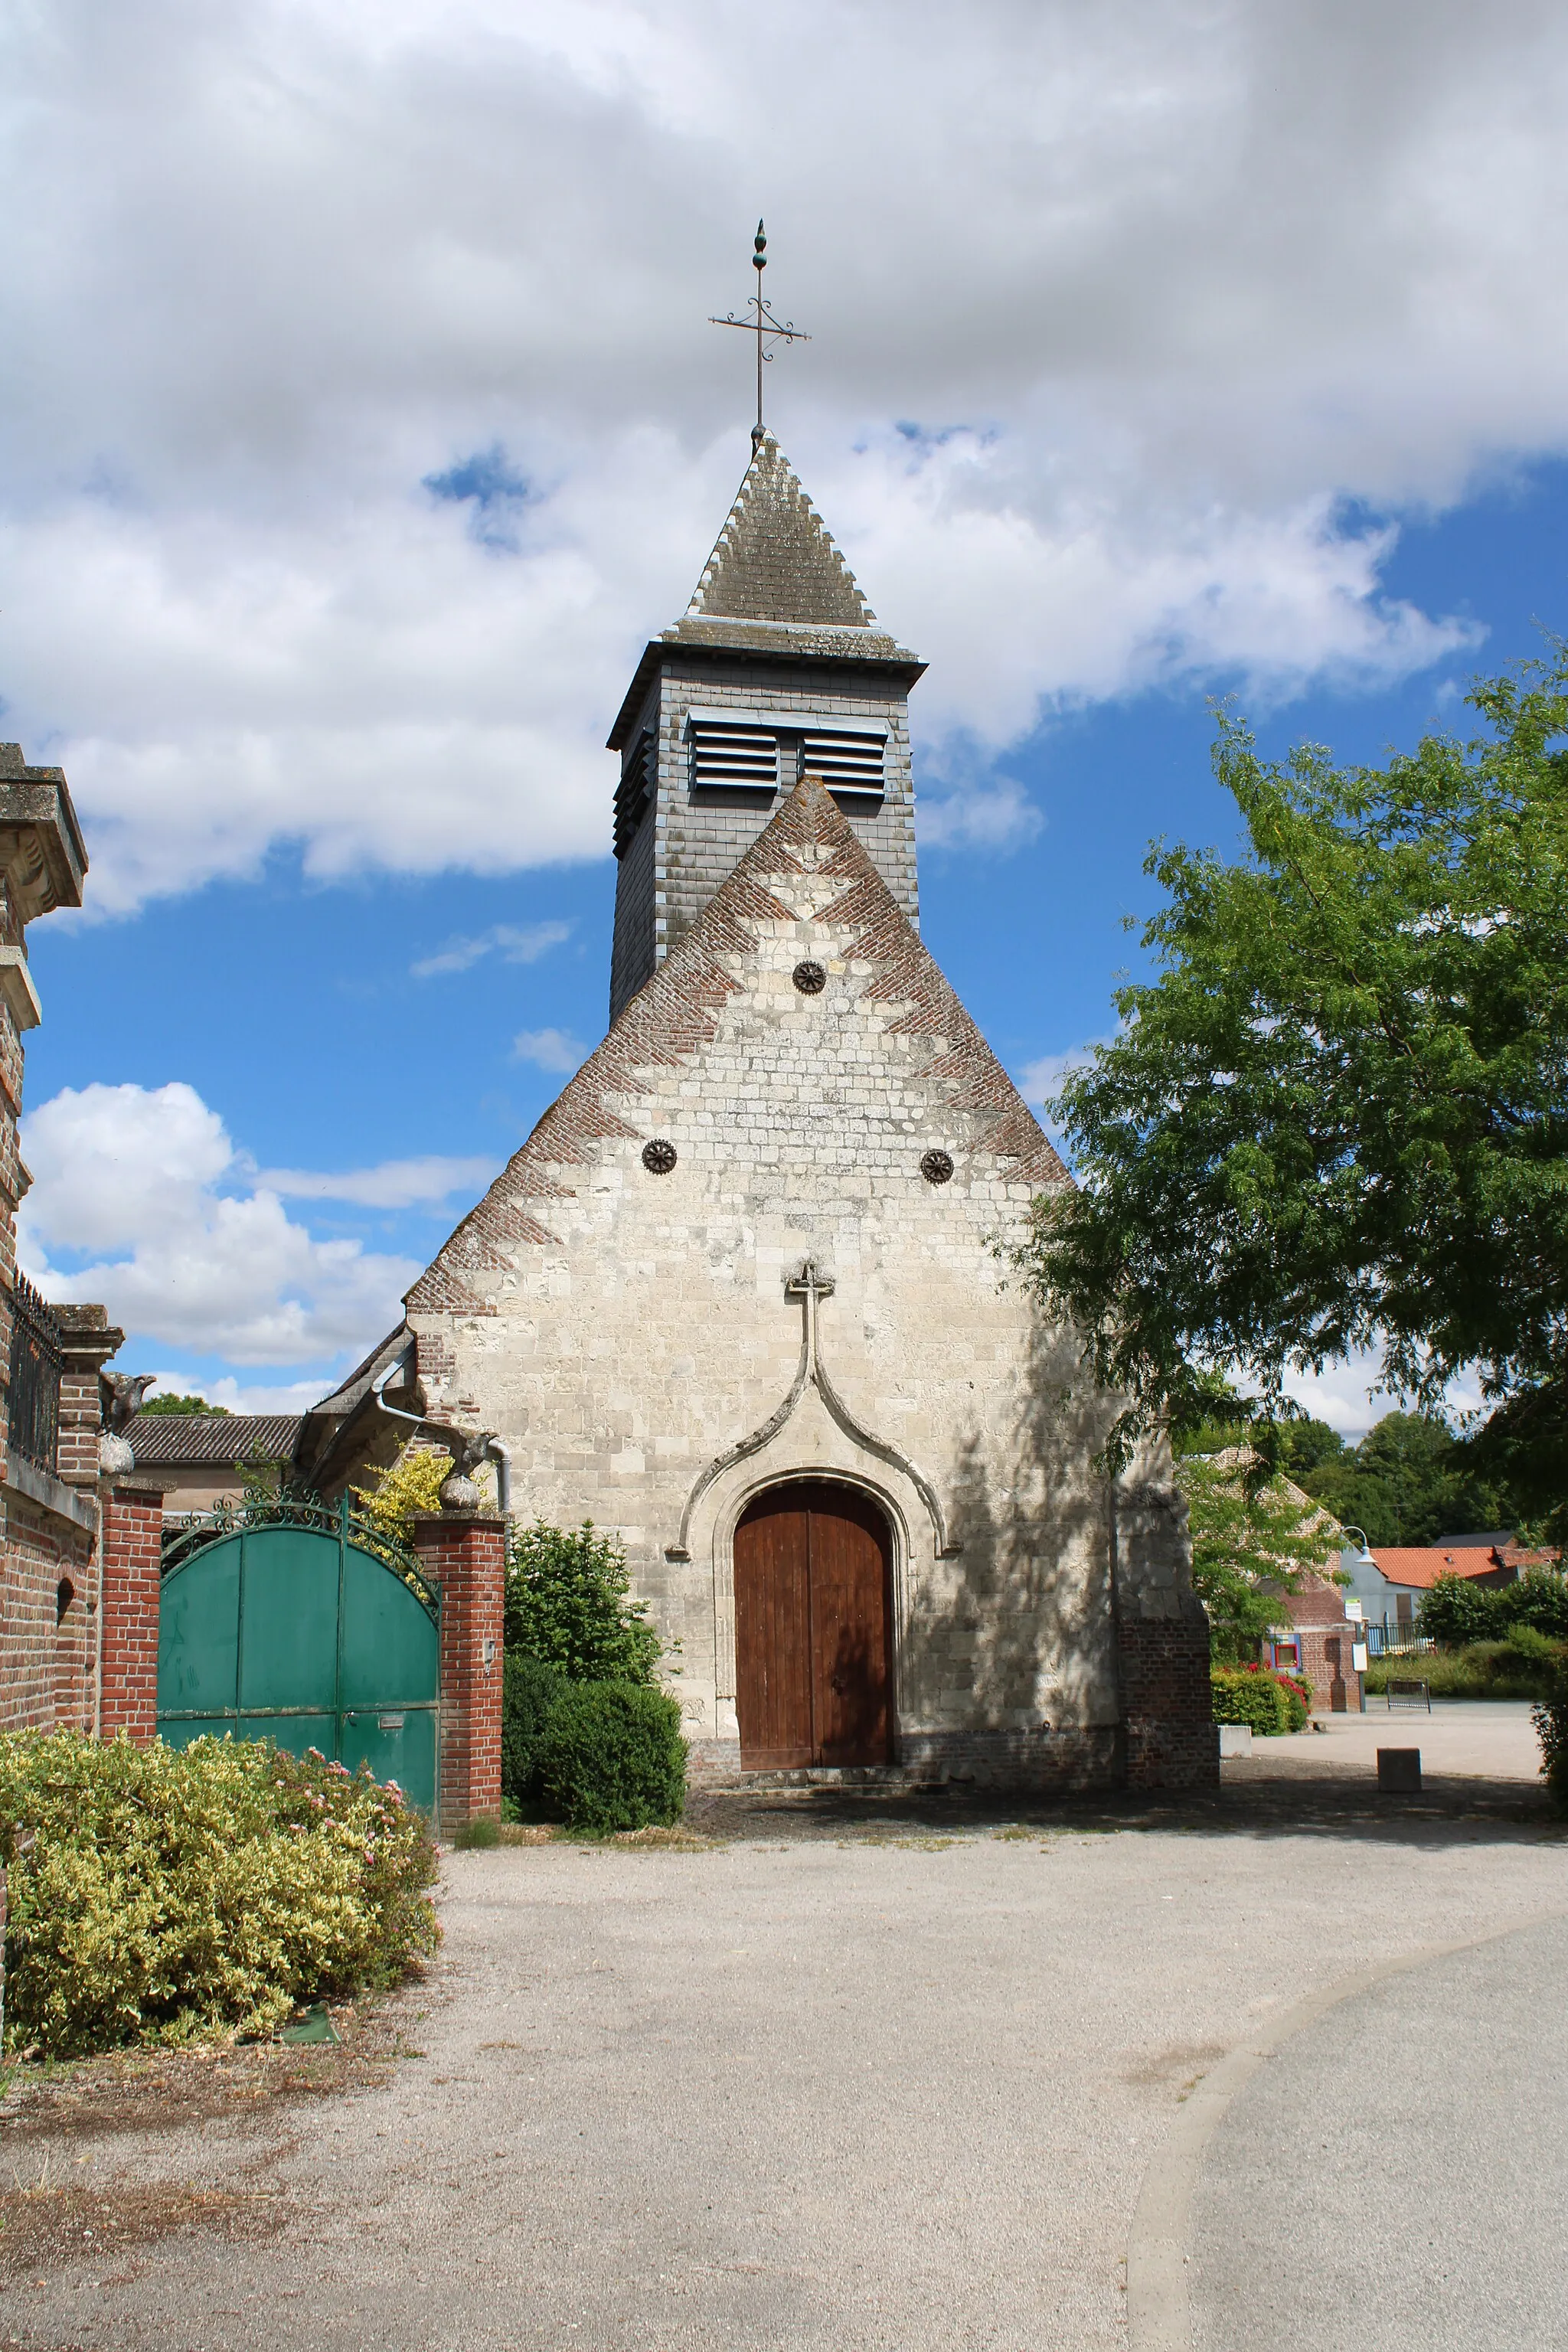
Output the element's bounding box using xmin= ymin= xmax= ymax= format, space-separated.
xmin=0 ymin=1732 xmax=439 ymax=2056
xmin=1211 ymin=1663 xmax=1310 ymax=1735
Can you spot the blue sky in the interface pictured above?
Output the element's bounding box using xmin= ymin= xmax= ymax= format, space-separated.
xmin=5 ymin=2 xmax=1567 ymax=1429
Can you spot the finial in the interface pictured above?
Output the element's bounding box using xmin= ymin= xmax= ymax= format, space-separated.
xmin=710 ymin=220 xmax=809 ymax=440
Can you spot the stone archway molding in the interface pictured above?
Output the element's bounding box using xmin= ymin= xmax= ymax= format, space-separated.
xmin=665 ymin=1256 xmax=961 ymax=1563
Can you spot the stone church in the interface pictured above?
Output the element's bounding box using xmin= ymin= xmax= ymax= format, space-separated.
xmin=301 ymin=432 xmax=1213 ymax=1790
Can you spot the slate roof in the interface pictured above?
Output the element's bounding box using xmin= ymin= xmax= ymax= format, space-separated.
xmin=407 ymin=769 xmax=1069 ymax=1320
xmin=126 ymin=1411 xmax=302 ymax=1467
xmin=606 ymin=435 xmax=923 ymax=749
xmin=686 ymin=433 xmax=877 ymax=629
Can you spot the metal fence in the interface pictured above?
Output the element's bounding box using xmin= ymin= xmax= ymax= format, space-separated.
xmin=1364 ymin=1619 xmax=1435 ymax=1658
xmin=6 ymin=1271 xmax=62 ymax=1472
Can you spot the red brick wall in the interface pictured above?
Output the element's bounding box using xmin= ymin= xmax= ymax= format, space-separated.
xmin=0 ymin=1491 xmax=96 ymax=1733
xmin=99 ymin=1485 xmax=165 ymax=1745
xmin=411 ymin=1512 xmax=505 ymax=1834
xmin=1298 ymin=1622 xmax=1364 ymax=1714
xmin=1116 ymin=1601 xmax=1219 ymax=1790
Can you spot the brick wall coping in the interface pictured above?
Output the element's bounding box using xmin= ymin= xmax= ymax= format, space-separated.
xmin=105 ymin=1472 xmax=175 ymax=1502
xmin=5 ymin=1445 xmax=97 ymax=1530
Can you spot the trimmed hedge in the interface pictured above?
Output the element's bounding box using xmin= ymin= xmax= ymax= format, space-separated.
xmin=0 ymin=1732 xmax=438 ymax=2056
xmin=1211 ymin=1665 xmax=1308 ymax=1736
xmin=501 ymin=1651 xmax=566 ymax=1810
xmin=501 ymin=1660 xmax=688 ymax=1835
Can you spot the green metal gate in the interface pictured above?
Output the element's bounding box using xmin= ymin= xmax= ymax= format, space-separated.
xmin=156 ymin=1499 xmax=440 ymax=1813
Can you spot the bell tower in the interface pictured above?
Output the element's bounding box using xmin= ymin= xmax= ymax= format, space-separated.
xmin=605 ymin=230 xmax=924 ymax=1021
xmin=606 ymin=433 xmax=926 ymax=1021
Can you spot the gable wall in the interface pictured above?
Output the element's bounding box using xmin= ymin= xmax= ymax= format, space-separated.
xmin=413 ymin=808 xmax=1191 ymax=1785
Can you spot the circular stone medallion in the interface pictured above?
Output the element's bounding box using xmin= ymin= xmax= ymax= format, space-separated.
xmin=920 ymin=1148 xmax=955 ymax=1185
xmin=792 ymin=959 xmax=827 ymax=995
xmin=642 ymin=1138 xmax=678 ymax=1175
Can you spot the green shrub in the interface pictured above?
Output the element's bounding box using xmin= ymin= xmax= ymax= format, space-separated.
xmin=0 ymin=1732 xmax=438 ymax=2056
xmin=501 ymin=1651 xmax=566 ymax=1815
xmin=1419 ymin=1574 xmax=1508 ymax=1648
xmin=1211 ymin=1667 xmax=1292 ymax=1736
xmin=1273 ymin=1671 xmax=1311 ymax=1732
xmin=505 ymin=1521 xmax=664 ymax=1684
xmin=1532 ymin=1662 xmax=1568 ymax=1811
xmin=1423 ymin=1569 xmax=1568 ymax=1648
xmin=534 ymin=1683 xmax=688 ymax=1835
xmin=1364 ymin=1636 xmax=1568 ymax=1700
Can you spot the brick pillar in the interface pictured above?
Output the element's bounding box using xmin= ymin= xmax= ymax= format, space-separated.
xmin=98 ymin=1476 xmax=169 ymax=1744
xmin=410 ymin=1511 xmax=505 ymax=1835
xmin=53 ymin=1304 xmax=125 ymax=1490
xmin=1116 ymin=1598 xmax=1219 ymax=1790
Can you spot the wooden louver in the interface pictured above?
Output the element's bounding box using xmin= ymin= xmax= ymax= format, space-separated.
xmin=689 ymin=718 xmax=779 ymax=792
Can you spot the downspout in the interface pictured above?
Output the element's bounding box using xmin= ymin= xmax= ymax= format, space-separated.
xmin=370 ymin=1354 xmax=512 ymax=1518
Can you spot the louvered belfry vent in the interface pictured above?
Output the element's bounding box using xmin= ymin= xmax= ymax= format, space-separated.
xmin=690 ymin=717 xmax=779 ymax=793
xmin=802 ymin=728 xmax=886 ymax=795
xmin=614 ymin=730 xmax=655 ymax=857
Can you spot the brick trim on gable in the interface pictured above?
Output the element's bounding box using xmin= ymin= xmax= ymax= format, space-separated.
xmin=407 ymin=773 xmax=1068 ymax=1317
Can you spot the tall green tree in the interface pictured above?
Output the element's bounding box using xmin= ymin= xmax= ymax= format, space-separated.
xmin=1024 ymin=652 xmax=1568 ymax=1528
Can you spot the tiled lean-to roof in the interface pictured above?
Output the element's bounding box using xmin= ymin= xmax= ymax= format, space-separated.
xmin=125 ymin=1411 xmax=302 ymax=1467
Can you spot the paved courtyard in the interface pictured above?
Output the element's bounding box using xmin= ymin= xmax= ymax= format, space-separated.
xmin=2 ymin=1720 xmax=1563 ymax=2350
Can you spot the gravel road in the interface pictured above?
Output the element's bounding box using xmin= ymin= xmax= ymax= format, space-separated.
xmin=4 ymin=1762 xmax=1562 ymax=2352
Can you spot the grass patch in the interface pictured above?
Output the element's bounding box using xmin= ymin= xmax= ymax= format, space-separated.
xmin=1365 ymin=1632 xmax=1567 ymax=1702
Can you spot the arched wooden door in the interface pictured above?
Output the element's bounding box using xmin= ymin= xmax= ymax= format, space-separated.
xmin=733 ymin=1481 xmax=893 ymax=1768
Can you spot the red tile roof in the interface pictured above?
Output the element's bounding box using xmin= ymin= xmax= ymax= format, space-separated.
xmin=1370 ymin=1547 xmax=1501 ymax=1590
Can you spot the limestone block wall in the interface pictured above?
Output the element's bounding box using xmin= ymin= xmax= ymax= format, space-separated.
xmin=413 ymin=777 xmax=1210 ymax=1791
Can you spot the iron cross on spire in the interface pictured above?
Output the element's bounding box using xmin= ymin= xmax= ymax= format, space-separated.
xmin=710 ymin=220 xmax=811 ymax=443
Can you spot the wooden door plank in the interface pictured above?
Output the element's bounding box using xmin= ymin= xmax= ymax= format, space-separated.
xmin=734 ymin=1491 xmax=814 ymax=1767
xmin=804 ymin=1483 xmax=893 ymax=1767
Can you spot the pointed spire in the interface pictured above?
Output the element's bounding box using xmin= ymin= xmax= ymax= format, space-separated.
xmin=685 ymin=433 xmax=877 ymax=630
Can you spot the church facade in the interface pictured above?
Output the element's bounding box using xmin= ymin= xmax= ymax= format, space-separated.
xmin=302 ymin=435 xmax=1214 ymax=1791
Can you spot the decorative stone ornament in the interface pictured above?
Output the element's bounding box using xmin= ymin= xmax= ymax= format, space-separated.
xmin=920 ymin=1148 xmax=955 ymax=1185
xmin=439 ymin=1468 xmax=482 ymax=1513
xmin=792 ymin=959 xmax=826 ymax=995
xmin=642 ymin=1138 xmax=678 ymax=1174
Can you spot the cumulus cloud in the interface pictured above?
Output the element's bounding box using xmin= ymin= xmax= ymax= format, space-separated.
xmin=410 ymin=920 xmax=572 ymax=980
xmin=250 ymin=1155 xmax=498 ymax=1207
xmin=4 ymin=0 xmax=1567 ymax=907
xmin=18 ymin=1083 xmax=420 ymax=1364
xmin=512 ymin=1027 xmax=587 ymax=1074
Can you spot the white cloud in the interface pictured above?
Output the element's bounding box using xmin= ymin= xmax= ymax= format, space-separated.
xmin=1015 ymin=1038 xmax=1114 ymax=1114
xmin=1282 ymin=1351 xmax=1487 ymax=1444
xmin=18 ymin=1083 xmax=419 ymax=1364
xmin=5 ymin=0 xmax=1568 ymax=908
xmin=512 ymin=1027 xmax=587 ymax=1074
xmin=251 ymin=1155 xmax=497 ymax=1207
xmin=410 ymin=920 xmax=572 ymax=980
xmin=919 ymin=774 xmax=1044 ymax=855
xmin=143 ymin=1371 xmax=332 ymax=1416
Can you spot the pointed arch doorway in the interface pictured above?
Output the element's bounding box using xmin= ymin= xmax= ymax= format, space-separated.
xmin=733 ymin=1481 xmax=894 ymax=1769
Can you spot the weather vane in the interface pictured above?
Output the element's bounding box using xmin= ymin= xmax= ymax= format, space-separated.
xmin=710 ymin=220 xmax=811 ymax=443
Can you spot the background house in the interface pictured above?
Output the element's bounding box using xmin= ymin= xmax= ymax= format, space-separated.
xmin=124 ymin=1411 xmax=304 ymax=1517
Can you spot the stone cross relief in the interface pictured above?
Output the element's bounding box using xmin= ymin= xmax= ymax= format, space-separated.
xmin=666 ymin=1256 xmax=958 ymax=1561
